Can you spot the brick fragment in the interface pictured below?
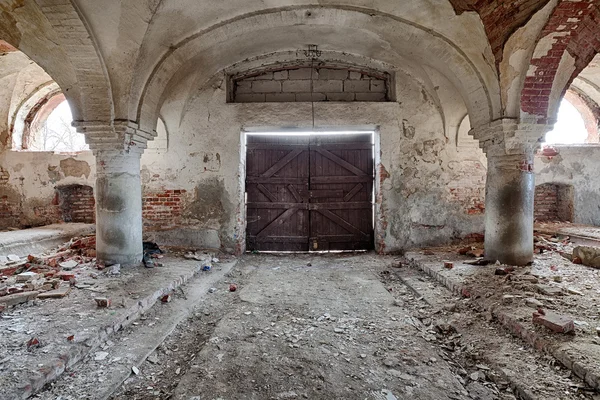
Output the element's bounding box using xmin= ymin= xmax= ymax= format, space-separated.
xmin=94 ymin=297 xmax=111 ymax=308
xmin=532 ymin=310 xmax=574 ymax=333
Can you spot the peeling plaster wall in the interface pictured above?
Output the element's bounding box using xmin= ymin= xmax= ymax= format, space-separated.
xmin=141 ymin=68 xmax=486 ymax=253
xmin=0 ymin=151 xmax=95 ymax=229
xmin=535 ymin=146 xmax=600 ymax=226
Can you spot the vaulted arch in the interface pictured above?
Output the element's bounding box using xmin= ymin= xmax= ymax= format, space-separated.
xmin=132 ymin=6 xmax=502 ymax=135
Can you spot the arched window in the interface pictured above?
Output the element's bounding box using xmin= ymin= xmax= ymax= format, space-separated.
xmin=544 ymin=98 xmax=593 ymax=144
xmin=13 ymin=91 xmax=88 ymax=152
xmin=146 ymin=117 xmax=169 ymax=153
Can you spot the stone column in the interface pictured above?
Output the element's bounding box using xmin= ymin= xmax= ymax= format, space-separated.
xmin=75 ymin=121 xmax=153 ymax=266
xmin=95 ymin=150 xmax=143 ymax=266
xmin=472 ymin=120 xmax=549 ymax=266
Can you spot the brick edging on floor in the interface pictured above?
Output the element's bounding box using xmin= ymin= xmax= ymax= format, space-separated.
xmin=14 ymin=260 xmax=211 ymax=399
xmin=410 ymin=258 xmax=600 ymax=392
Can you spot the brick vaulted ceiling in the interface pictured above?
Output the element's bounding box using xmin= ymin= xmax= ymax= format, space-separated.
xmin=448 ymin=0 xmax=552 ymax=68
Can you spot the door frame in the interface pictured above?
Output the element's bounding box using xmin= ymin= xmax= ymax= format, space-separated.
xmin=240 ymin=126 xmax=382 ymax=252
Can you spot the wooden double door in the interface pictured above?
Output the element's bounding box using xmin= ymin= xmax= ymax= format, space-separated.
xmin=246 ymin=133 xmax=374 ymax=252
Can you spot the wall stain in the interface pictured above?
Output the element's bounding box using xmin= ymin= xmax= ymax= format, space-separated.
xmin=60 ymin=158 xmax=91 ymax=178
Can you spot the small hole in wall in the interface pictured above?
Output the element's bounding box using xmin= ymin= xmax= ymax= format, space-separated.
xmin=305 ymin=11 xmax=313 ymax=17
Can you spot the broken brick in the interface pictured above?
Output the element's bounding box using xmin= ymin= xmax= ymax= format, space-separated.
xmin=94 ymin=297 xmax=111 ymax=308
xmin=532 ymin=310 xmax=574 ymax=333
xmin=57 ymin=271 xmax=76 ymax=281
xmin=161 ymin=294 xmax=172 ymax=303
xmin=443 ymin=261 xmax=453 ymax=269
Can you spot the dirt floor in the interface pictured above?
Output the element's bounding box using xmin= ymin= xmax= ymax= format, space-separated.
xmin=38 ymin=252 xmax=589 ymax=400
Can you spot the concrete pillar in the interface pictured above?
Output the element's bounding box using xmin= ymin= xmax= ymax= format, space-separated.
xmin=484 ymin=152 xmax=535 ymax=265
xmin=95 ymin=150 xmax=143 ymax=266
xmin=472 ymin=120 xmax=549 ymax=266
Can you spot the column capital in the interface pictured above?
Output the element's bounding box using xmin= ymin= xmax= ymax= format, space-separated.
xmin=470 ymin=118 xmax=551 ymax=157
xmin=72 ymin=120 xmax=156 ymax=155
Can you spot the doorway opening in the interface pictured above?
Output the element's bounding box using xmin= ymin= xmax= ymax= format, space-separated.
xmin=244 ymin=129 xmax=376 ymax=252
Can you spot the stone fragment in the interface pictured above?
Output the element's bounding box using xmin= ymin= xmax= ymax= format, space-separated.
xmin=24 ymin=279 xmax=45 ymax=291
xmin=95 ymin=351 xmax=109 ymax=361
xmin=573 ymin=246 xmax=600 ymax=268
xmin=59 ymin=259 xmax=79 ymax=270
xmin=95 ymin=297 xmax=111 ymax=308
xmin=502 ymin=295 xmax=515 ymax=304
xmin=535 ymin=284 xmax=563 ymax=296
xmin=7 ymin=255 xmax=20 ymax=262
xmin=131 ymin=366 xmax=140 ymax=375
xmin=532 ymin=310 xmax=574 ymax=333
xmin=516 ymin=275 xmax=538 ymax=283
xmin=525 ymin=297 xmax=543 ymax=308
xmin=38 ymin=286 xmax=71 ymax=299
xmin=0 ymin=291 xmax=39 ymax=307
xmin=16 ymin=272 xmax=40 ymax=282
xmin=567 ymin=287 xmax=583 ymax=296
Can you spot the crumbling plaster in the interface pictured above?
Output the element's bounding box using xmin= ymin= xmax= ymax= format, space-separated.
xmin=535 ymin=146 xmax=600 ymax=226
xmin=139 ymin=65 xmax=486 ymax=253
xmin=500 ymin=0 xmax=558 ymax=118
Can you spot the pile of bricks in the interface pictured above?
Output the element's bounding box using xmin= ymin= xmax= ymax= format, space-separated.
xmin=0 ymin=235 xmax=96 ymax=313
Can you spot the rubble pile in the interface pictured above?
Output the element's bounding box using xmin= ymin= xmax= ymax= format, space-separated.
xmin=534 ymin=232 xmax=572 ymax=255
xmin=0 ymin=235 xmax=97 ymax=312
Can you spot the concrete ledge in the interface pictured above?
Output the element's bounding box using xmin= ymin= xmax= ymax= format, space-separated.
xmin=0 ymin=223 xmax=95 ymax=258
xmin=146 ymin=228 xmax=221 ymax=250
xmin=408 ymin=253 xmax=600 ymax=392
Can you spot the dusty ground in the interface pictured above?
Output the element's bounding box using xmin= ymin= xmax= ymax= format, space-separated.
xmin=97 ymin=253 xmax=595 ymax=400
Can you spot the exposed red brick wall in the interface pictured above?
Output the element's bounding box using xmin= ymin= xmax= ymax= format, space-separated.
xmin=143 ymin=189 xmax=186 ymax=230
xmin=448 ymin=0 xmax=550 ymax=68
xmin=56 ymin=185 xmax=95 ymax=223
xmin=521 ymin=1 xmax=599 ymax=122
xmin=534 ymin=183 xmax=559 ymax=221
xmin=447 ymin=161 xmax=486 ymax=215
xmin=0 ymin=195 xmax=19 ymax=228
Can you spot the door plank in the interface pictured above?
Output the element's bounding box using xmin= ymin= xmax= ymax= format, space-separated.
xmin=314 ymin=148 xmax=366 ymax=176
xmin=261 ymin=149 xmax=304 ymax=177
xmin=311 ymin=176 xmax=373 ymax=184
xmin=316 ymin=209 xmax=369 ymax=239
xmin=256 ymin=184 xmax=277 ymax=202
xmin=343 ymin=183 xmax=364 ymax=202
xmin=287 ymin=184 xmax=304 ymax=203
xmin=309 ymin=190 xmax=344 ymax=199
xmin=256 ymin=208 xmax=299 ymax=237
